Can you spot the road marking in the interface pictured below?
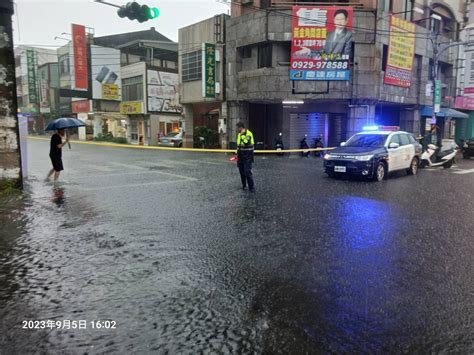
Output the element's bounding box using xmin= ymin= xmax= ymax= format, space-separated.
xmin=81 ymin=179 xmax=196 ymax=191
xmin=452 ymin=168 xmax=474 ymax=175
xmin=67 ymin=170 xmax=178 ymax=180
xmin=109 ymin=162 xmax=197 ymax=181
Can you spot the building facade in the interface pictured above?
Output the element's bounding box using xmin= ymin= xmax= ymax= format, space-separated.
xmin=454 ymin=0 xmax=474 ymax=142
xmin=14 ymin=46 xmax=58 ymax=134
xmin=179 ymin=14 xmax=229 ymax=148
xmin=225 ymin=0 xmax=466 ymax=149
xmin=95 ymin=27 xmax=181 ymax=145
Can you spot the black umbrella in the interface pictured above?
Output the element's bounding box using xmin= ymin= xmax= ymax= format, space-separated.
xmin=45 ymin=117 xmax=85 ymax=149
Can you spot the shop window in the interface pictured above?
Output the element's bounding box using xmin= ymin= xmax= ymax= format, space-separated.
xmin=122 ymin=76 xmax=143 ymax=101
xmin=182 ymin=50 xmax=202 ymax=82
xmin=258 ymin=43 xmax=272 ymax=68
xmin=382 ymin=45 xmax=388 ymax=72
xmin=241 ymin=46 xmax=252 ymax=59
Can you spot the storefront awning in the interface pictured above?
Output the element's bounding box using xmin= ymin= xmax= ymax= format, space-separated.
xmin=420 ymin=106 xmax=469 ymax=118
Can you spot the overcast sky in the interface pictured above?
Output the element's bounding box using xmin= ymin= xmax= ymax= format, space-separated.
xmin=13 ymin=0 xmax=230 ymax=48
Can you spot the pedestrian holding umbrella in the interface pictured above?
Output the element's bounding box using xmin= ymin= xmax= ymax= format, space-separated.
xmin=45 ymin=117 xmax=85 ymax=149
xmin=45 ymin=118 xmax=85 ymax=181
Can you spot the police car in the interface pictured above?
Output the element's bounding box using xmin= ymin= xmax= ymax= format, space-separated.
xmin=324 ymin=126 xmax=422 ymax=181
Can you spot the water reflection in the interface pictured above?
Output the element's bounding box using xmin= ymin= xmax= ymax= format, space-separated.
xmin=325 ymin=196 xmax=401 ymax=352
xmin=51 ymin=186 xmax=66 ymax=207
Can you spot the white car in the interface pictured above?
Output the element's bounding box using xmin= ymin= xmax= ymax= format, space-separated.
xmin=324 ymin=126 xmax=423 ymax=181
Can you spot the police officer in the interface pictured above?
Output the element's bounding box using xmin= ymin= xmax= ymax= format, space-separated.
xmin=236 ymin=121 xmax=255 ymax=192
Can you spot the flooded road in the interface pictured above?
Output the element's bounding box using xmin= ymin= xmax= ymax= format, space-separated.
xmin=1 ymin=140 xmax=473 ymax=353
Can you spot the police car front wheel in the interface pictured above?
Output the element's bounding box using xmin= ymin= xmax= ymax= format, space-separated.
xmin=373 ymin=162 xmax=386 ymax=182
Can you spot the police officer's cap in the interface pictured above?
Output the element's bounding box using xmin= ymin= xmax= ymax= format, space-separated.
xmin=236 ymin=122 xmax=245 ymax=129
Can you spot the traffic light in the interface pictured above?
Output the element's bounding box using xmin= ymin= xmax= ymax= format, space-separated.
xmin=117 ymin=2 xmax=160 ymax=23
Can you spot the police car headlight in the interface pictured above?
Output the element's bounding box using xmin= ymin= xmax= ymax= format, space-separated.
xmin=354 ymin=155 xmax=374 ymax=161
xmin=323 ymin=154 xmax=331 ymax=160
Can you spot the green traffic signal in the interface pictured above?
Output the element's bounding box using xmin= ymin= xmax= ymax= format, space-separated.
xmin=117 ymin=2 xmax=159 ymax=22
xmin=148 ymin=7 xmax=159 ymax=19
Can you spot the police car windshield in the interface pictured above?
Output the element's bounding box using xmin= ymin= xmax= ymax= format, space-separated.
xmin=345 ymin=134 xmax=388 ymax=147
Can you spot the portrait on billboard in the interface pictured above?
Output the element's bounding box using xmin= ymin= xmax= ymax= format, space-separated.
xmin=290 ymin=6 xmax=353 ymax=81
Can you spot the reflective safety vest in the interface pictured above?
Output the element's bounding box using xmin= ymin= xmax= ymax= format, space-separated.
xmin=237 ymin=129 xmax=255 ymax=150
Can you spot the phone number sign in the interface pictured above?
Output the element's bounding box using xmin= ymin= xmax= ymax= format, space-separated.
xmin=290 ymin=6 xmax=353 ymax=81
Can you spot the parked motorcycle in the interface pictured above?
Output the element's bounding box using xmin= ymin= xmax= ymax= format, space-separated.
xmin=275 ymin=132 xmax=284 ymax=156
xmin=420 ymin=143 xmax=457 ymax=169
xmin=300 ymin=135 xmax=310 ymax=157
xmin=313 ymin=136 xmax=324 ymax=157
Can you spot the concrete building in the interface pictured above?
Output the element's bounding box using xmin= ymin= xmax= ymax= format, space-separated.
xmin=454 ymin=0 xmax=474 ymax=142
xmin=14 ymin=45 xmax=58 ymax=134
xmin=179 ymin=14 xmax=229 ymax=148
xmin=95 ymin=27 xmax=181 ymax=145
xmin=225 ymin=0 xmax=467 ymax=149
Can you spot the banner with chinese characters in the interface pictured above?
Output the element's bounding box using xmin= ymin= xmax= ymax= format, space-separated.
xmin=120 ymin=101 xmax=143 ymax=115
xmin=384 ymin=16 xmax=416 ymax=87
xmin=202 ymin=43 xmax=216 ymax=97
xmin=290 ymin=6 xmax=353 ymax=81
xmin=72 ymin=24 xmax=88 ymax=90
xmin=26 ymin=49 xmax=38 ymax=104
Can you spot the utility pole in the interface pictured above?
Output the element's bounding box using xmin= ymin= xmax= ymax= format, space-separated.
xmin=0 ymin=0 xmax=23 ymax=189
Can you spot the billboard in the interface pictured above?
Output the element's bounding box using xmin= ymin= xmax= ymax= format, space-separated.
xmin=72 ymin=24 xmax=88 ymax=90
xmin=39 ymin=77 xmax=50 ymax=113
xmin=120 ymin=101 xmax=143 ymax=114
xmin=383 ymin=16 xmax=416 ymax=88
xmin=290 ymin=6 xmax=353 ymax=81
xmin=202 ymin=43 xmax=216 ymax=97
xmin=147 ymin=70 xmax=181 ymax=113
xmin=26 ymin=49 xmax=38 ymax=104
xmin=91 ymin=45 xmax=121 ymax=101
xmin=72 ymin=100 xmax=90 ymax=113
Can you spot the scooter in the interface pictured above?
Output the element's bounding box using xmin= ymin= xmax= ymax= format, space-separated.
xmin=313 ymin=136 xmax=324 ymax=157
xmin=300 ymin=135 xmax=310 ymax=157
xmin=420 ymin=143 xmax=457 ymax=168
xmin=275 ymin=132 xmax=284 ymax=156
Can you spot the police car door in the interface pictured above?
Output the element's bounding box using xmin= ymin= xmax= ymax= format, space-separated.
xmin=399 ymin=133 xmax=414 ymax=169
xmin=386 ymin=133 xmax=403 ymax=172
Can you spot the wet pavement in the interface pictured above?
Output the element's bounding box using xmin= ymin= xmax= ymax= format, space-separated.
xmin=1 ymin=139 xmax=474 ymax=353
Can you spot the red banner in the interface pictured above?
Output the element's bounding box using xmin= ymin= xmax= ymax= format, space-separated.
xmin=72 ymin=24 xmax=88 ymax=89
xmin=455 ymin=96 xmax=474 ymax=110
xmin=72 ymin=100 xmax=90 ymax=113
xmin=290 ymin=6 xmax=353 ymax=81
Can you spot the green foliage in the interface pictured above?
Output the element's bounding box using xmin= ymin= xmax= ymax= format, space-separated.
xmin=94 ymin=134 xmax=128 ymax=144
xmin=193 ymin=126 xmax=219 ymax=148
xmin=0 ymin=179 xmax=22 ymax=196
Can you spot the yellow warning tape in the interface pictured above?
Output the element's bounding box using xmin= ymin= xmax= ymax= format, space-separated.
xmin=28 ymin=136 xmax=335 ymax=154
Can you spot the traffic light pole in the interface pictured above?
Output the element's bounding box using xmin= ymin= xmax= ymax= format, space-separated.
xmin=92 ymin=0 xmax=121 ymax=9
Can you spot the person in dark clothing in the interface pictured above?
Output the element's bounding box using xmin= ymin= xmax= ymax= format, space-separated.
xmin=236 ymin=122 xmax=255 ymax=192
xmin=46 ymin=129 xmax=68 ymax=181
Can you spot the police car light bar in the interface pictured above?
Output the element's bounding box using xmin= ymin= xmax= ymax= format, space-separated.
xmin=362 ymin=125 xmax=379 ymax=131
xmin=362 ymin=125 xmax=400 ymax=131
